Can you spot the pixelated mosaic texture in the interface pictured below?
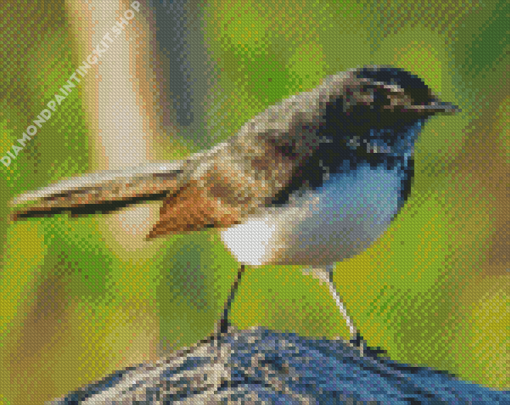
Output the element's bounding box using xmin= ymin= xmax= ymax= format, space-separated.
xmin=48 ymin=327 xmax=510 ymax=403
xmin=0 ymin=0 xmax=508 ymax=404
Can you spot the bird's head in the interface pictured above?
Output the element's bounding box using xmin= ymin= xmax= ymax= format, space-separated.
xmin=325 ymin=66 xmax=459 ymax=156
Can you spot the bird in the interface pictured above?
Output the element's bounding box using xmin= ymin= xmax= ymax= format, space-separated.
xmin=10 ymin=65 xmax=458 ymax=353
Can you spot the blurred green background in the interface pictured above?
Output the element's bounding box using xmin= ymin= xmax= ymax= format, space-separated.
xmin=0 ymin=0 xmax=508 ymax=403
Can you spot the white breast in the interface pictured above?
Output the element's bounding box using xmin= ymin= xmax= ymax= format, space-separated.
xmin=220 ymin=164 xmax=402 ymax=267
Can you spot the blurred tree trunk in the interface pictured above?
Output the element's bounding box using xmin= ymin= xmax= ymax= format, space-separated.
xmin=64 ymin=0 xmax=213 ymax=245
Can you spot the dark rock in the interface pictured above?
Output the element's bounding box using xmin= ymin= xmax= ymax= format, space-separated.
xmin=49 ymin=326 xmax=509 ymax=404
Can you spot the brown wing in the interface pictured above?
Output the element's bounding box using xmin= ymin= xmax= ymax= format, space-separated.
xmin=148 ymin=71 xmax=358 ymax=237
xmin=11 ymin=69 xmax=369 ymax=237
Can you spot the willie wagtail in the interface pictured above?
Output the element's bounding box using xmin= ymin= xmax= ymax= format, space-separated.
xmin=10 ymin=66 xmax=459 ymax=353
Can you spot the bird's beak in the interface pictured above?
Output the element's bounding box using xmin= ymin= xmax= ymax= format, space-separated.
xmin=403 ymin=98 xmax=459 ymax=116
xmin=426 ymin=99 xmax=460 ymax=115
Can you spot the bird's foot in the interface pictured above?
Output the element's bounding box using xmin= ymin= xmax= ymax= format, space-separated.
xmin=204 ymin=319 xmax=231 ymax=349
xmin=348 ymin=332 xmax=387 ymax=358
xmin=215 ymin=317 xmax=232 ymax=336
xmin=348 ymin=332 xmax=367 ymax=356
xmin=333 ymin=333 xmax=386 ymax=357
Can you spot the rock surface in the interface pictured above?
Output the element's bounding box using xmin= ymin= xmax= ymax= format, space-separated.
xmin=49 ymin=326 xmax=509 ymax=404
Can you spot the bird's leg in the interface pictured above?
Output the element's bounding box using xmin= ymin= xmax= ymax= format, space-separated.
xmin=305 ymin=265 xmax=366 ymax=355
xmin=213 ymin=264 xmax=246 ymax=337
